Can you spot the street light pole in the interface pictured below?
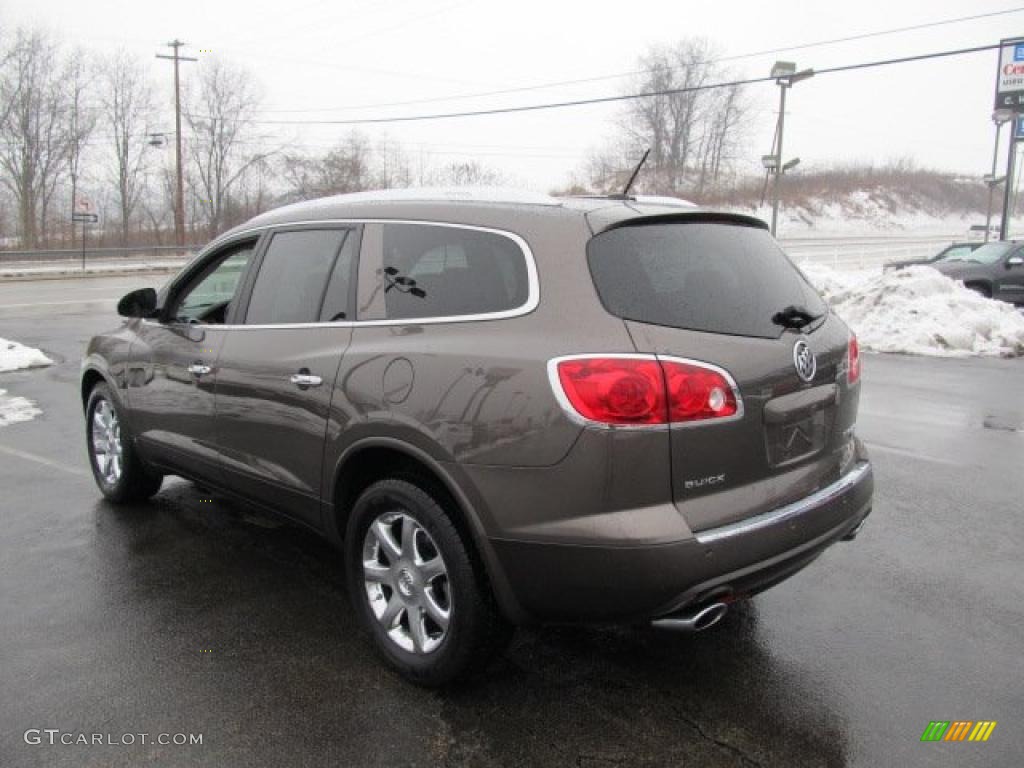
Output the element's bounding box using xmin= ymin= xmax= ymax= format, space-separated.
xmin=984 ymin=120 xmax=1002 ymax=243
xmin=986 ymin=110 xmax=1013 ymax=242
xmin=771 ymin=82 xmax=788 ymax=237
xmin=1000 ymin=116 xmax=1019 ymax=242
xmin=767 ymin=62 xmax=813 ymax=237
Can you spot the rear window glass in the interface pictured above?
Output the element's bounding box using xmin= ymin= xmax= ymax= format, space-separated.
xmin=381 ymin=223 xmax=529 ymax=320
xmin=587 ymin=221 xmax=826 ymax=339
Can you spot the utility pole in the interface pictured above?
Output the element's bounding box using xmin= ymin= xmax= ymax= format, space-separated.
xmin=999 ymin=116 xmax=1020 ymax=241
xmin=156 ymin=40 xmax=197 ymax=249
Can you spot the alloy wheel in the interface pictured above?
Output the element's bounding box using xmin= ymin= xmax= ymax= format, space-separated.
xmin=362 ymin=511 xmax=451 ymax=655
xmin=91 ymin=399 xmax=123 ymax=485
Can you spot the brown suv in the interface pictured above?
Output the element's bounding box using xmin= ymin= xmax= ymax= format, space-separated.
xmin=82 ymin=189 xmax=873 ymax=685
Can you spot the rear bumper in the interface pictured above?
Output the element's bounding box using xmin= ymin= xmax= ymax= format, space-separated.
xmin=489 ymin=460 xmax=873 ymax=623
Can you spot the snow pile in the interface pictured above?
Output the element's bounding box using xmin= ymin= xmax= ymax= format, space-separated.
xmin=0 ymin=389 xmax=42 ymax=427
xmin=800 ymin=263 xmax=1024 ymax=357
xmin=0 ymin=337 xmax=52 ymax=373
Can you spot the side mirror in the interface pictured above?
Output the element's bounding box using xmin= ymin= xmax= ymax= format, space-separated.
xmin=1007 ymin=255 xmax=1024 ymax=267
xmin=117 ymin=288 xmax=159 ymax=318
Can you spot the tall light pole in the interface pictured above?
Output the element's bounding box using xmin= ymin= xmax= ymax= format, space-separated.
xmin=768 ymin=61 xmax=814 ymax=236
xmin=999 ymin=115 xmax=1022 ymax=242
xmin=986 ymin=110 xmax=1013 ymax=242
xmin=157 ymin=40 xmax=196 ymax=249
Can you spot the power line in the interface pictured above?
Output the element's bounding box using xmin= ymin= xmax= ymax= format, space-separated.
xmin=241 ymin=43 xmax=1000 ymax=126
xmin=253 ymin=7 xmax=1024 ymax=115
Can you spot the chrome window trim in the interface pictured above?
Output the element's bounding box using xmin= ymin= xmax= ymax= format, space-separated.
xmin=546 ymin=353 xmax=744 ymax=431
xmin=148 ymin=219 xmax=539 ymax=330
xmin=694 ymin=461 xmax=871 ymax=545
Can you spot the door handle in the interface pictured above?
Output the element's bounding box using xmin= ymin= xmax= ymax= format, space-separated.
xmin=187 ymin=362 xmax=212 ymax=377
xmin=290 ymin=372 xmax=323 ymax=388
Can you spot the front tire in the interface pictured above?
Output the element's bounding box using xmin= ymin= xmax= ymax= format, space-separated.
xmin=346 ymin=478 xmax=510 ymax=686
xmin=86 ymin=382 xmax=162 ymax=503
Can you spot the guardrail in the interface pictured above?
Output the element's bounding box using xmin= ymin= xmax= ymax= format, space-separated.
xmin=778 ymin=234 xmax=964 ymax=270
xmin=0 ymin=245 xmax=201 ymax=264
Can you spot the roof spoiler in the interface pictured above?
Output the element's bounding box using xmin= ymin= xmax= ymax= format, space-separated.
xmin=596 ymin=210 xmax=770 ymax=234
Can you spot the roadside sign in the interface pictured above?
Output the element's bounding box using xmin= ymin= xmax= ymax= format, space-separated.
xmin=995 ymin=37 xmax=1024 ymax=112
xmin=71 ymin=212 xmax=98 ymax=224
xmin=73 ymin=195 xmax=95 ymax=215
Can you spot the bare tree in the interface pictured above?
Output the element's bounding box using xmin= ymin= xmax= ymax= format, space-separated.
xmin=101 ymin=50 xmax=154 ymax=244
xmin=428 ymin=159 xmax=505 ymax=186
xmin=185 ymin=58 xmax=263 ymax=236
xmin=0 ymin=29 xmax=23 ymax=135
xmin=65 ymin=50 xmax=96 ymax=246
xmin=281 ymin=132 xmax=383 ymax=201
xmin=587 ymin=38 xmax=746 ymax=197
xmin=0 ymin=28 xmax=75 ymax=248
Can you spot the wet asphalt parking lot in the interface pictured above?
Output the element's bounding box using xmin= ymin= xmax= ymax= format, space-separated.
xmin=0 ymin=275 xmax=1021 ymax=768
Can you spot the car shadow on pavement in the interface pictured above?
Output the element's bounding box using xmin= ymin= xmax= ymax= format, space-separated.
xmin=83 ymin=479 xmax=850 ymax=768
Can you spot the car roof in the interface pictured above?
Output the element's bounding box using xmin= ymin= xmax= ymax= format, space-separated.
xmin=217 ymin=187 xmax=768 ymax=243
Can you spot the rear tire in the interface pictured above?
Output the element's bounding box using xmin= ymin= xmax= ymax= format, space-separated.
xmin=86 ymin=382 xmax=163 ymax=504
xmin=346 ymin=478 xmax=511 ymax=686
xmin=966 ymin=282 xmax=991 ymax=299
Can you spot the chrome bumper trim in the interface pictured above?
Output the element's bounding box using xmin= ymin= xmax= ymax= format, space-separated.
xmin=694 ymin=461 xmax=872 ymax=545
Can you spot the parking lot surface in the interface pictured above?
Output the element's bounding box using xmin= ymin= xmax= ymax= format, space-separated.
xmin=1 ymin=276 xmax=1021 ymax=767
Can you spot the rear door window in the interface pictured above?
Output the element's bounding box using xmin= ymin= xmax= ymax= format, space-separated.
xmin=587 ymin=221 xmax=826 ymax=339
xmin=380 ymin=223 xmax=530 ymax=320
xmin=245 ymin=229 xmax=352 ymax=325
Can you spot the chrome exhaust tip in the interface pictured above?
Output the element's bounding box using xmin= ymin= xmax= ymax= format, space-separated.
xmin=841 ymin=516 xmax=868 ymax=541
xmin=650 ymin=601 xmax=728 ymax=633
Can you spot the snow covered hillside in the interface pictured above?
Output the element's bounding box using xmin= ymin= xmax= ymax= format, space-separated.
xmin=802 ymin=264 xmax=1024 ymax=358
xmin=699 ymin=167 xmax=993 ymax=238
xmin=731 ymin=194 xmax=984 ymax=238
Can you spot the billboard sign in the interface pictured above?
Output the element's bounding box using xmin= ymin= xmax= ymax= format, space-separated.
xmin=995 ymin=37 xmax=1024 ymax=112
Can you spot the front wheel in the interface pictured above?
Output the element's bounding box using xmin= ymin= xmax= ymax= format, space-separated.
xmin=86 ymin=382 xmax=162 ymax=503
xmin=346 ymin=478 xmax=510 ymax=686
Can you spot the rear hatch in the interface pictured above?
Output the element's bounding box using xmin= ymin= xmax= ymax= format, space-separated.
xmin=586 ymin=214 xmax=860 ymax=533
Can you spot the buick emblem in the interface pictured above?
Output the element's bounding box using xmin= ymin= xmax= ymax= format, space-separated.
xmin=793 ymin=339 xmax=816 ymax=383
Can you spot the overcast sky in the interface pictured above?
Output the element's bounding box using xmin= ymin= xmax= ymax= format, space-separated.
xmin=4 ymin=0 xmax=1020 ymax=191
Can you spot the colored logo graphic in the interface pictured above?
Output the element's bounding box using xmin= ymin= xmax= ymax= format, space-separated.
xmin=920 ymin=721 xmax=997 ymax=743
xmin=1015 ymin=44 xmax=1024 ymax=61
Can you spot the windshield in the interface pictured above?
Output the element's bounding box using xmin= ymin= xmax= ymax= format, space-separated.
xmin=587 ymin=221 xmax=826 ymax=339
xmin=933 ymin=245 xmax=975 ymax=262
xmin=952 ymin=242 xmax=1014 ymax=265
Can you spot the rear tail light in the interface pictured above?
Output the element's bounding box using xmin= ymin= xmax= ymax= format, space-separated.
xmin=550 ymin=355 xmax=741 ymax=427
xmin=847 ymin=333 xmax=861 ymax=384
xmin=662 ymin=360 xmax=739 ymax=422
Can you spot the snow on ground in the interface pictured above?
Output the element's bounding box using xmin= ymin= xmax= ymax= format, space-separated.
xmin=801 ymin=263 xmax=1024 ymax=358
xmin=0 ymin=337 xmax=52 ymax=373
xmin=730 ymin=190 xmax=995 ymax=238
xmin=0 ymin=338 xmax=51 ymax=426
xmin=0 ymin=388 xmax=42 ymax=427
